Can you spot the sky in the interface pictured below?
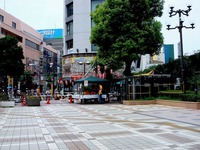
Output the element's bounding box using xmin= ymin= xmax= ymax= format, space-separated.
xmin=0 ymin=0 xmax=199 ymax=58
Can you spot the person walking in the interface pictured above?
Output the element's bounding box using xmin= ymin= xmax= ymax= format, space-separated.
xmin=13 ymin=86 xmax=17 ymax=98
xmin=98 ymin=84 xmax=103 ymax=104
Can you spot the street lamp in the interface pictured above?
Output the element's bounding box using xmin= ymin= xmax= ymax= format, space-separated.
xmin=49 ymin=62 xmax=55 ymax=95
xmin=79 ymin=61 xmax=90 ymax=77
xmin=29 ymin=63 xmax=41 ymax=94
xmin=166 ymin=5 xmax=195 ymax=94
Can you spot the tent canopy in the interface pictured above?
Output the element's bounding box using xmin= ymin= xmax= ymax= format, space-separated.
xmin=74 ymin=76 xmax=109 ymax=83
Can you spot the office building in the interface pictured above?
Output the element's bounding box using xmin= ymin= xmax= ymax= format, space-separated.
xmin=0 ymin=8 xmax=57 ymax=91
xmin=63 ymin=0 xmax=105 ymax=82
xmin=38 ymin=28 xmax=63 ymax=81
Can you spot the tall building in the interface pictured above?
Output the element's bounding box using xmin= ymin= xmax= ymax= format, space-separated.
xmin=0 ymin=8 xmax=57 ymax=91
xmin=38 ymin=28 xmax=63 ymax=81
xmin=133 ymin=44 xmax=174 ymax=72
xmin=164 ymin=44 xmax=174 ymax=63
xmin=63 ymin=0 xmax=104 ymax=55
xmin=63 ymin=0 xmax=105 ymax=84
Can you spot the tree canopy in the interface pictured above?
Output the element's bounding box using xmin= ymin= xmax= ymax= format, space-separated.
xmin=91 ymin=0 xmax=164 ymax=76
xmin=0 ymin=36 xmax=24 ymax=78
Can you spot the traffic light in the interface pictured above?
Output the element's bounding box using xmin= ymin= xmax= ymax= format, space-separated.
xmin=39 ymin=57 xmax=43 ymax=66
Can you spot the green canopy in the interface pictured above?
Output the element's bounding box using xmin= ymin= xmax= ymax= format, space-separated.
xmin=74 ymin=76 xmax=109 ymax=83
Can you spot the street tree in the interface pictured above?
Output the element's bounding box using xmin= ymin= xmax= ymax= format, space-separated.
xmin=0 ymin=36 xmax=24 ymax=91
xmin=91 ymin=0 xmax=164 ymax=76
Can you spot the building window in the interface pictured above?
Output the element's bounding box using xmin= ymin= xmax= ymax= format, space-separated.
xmin=67 ymin=3 xmax=73 ymax=17
xmin=12 ymin=22 xmax=16 ymax=29
xmin=91 ymin=44 xmax=98 ymax=51
xmin=0 ymin=15 xmax=4 ymax=23
xmin=25 ymin=39 xmax=39 ymax=50
xmin=66 ymin=21 xmax=73 ymax=36
xmin=66 ymin=39 xmax=73 ymax=49
xmin=91 ymin=0 xmax=104 ymax=12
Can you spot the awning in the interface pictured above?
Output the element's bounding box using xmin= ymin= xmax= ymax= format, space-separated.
xmin=74 ymin=76 xmax=109 ymax=83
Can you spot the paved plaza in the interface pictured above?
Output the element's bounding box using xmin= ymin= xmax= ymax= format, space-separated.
xmin=0 ymin=100 xmax=200 ymax=150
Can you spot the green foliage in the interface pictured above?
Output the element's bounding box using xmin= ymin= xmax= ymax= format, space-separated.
xmin=91 ymin=0 xmax=164 ymax=76
xmin=0 ymin=36 xmax=24 ymax=77
xmin=134 ymin=65 xmax=156 ymax=75
xmin=154 ymin=52 xmax=200 ymax=91
xmin=137 ymin=96 xmax=156 ymax=100
xmin=158 ymin=90 xmax=200 ymax=102
xmin=158 ymin=91 xmax=182 ymax=100
xmin=157 ymin=96 xmax=179 ymax=100
xmin=0 ymin=93 xmax=9 ymax=101
xmin=178 ymin=94 xmax=200 ymax=102
xmin=27 ymin=95 xmax=41 ymax=100
xmin=46 ymin=73 xmax=53 ymax=82
xmin=188 ymin=74 xmax=200 ymax=85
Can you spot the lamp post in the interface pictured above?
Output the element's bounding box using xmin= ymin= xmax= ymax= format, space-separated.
xmin=49 ymin=62 xmax=55 ymax=95
xmin=166 ymin=5 xmax=195 ymax=94
xmin=79 ymin=61 xmax=90 ymax=77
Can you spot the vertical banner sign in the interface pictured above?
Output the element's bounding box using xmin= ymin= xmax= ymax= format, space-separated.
xmin=8 ymin=76 xmax=13 ymax=85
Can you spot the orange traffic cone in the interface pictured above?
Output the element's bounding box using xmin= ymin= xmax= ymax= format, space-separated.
xmin=46 ymin=96 xmax=51 ymax=104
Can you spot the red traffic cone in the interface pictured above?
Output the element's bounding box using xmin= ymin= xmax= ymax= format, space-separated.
xmin=22 ymin=98 xmax=26 ymax=106
xmin=69 ymin=95 xmax=73 ymax=103
xmin=46 ymin=96 xmax=51 ymax=104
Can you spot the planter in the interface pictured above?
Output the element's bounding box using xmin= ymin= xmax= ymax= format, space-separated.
xmin=123 ymin=99 xmax=200 ymax=110
xmin=0 ymin=101 xmax=15 ymax=107
xmin=156 ymin=99 xmax=200 ymax=110
xmin=123 ymin=100 xmax=156 ymax=105
xmin=26 ymin=98 xmax=40 ymax=106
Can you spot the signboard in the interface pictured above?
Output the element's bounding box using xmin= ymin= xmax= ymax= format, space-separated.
xmin=37 ymin=29 xmax=63 ymax=39
xmin=84 ymin=80 xmax=88 ymax=86
xmin=7 ymin=76 xmax=13 ymax=85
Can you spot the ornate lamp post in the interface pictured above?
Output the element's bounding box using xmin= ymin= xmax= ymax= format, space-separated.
xmin=166 ymin=5 xmax=195 ymax=93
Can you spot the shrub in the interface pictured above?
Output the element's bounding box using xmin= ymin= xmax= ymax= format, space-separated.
xmin=178 ymin=94 xmax=200 ymax=102
xmin=0 ymin=93 xmax=9 ymax=101
xmin=27 ymin=95 xmax=41 ymax=100
xmin=136 ymin=97 xmax=156 ymax=100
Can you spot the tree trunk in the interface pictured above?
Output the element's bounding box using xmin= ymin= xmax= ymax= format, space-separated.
xmin=123 ymin=60 xmax=132 ymax=76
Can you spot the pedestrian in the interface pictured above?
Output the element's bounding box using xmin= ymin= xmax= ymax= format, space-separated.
xmin=13 ymin=86 xmax=17 ymax=98
xmin=98 ymin=83 xmax=103 ymax=104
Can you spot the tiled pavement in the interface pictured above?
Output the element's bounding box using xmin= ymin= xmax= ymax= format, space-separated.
xmin=0 ymin=100 xmax=200 ymax=150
